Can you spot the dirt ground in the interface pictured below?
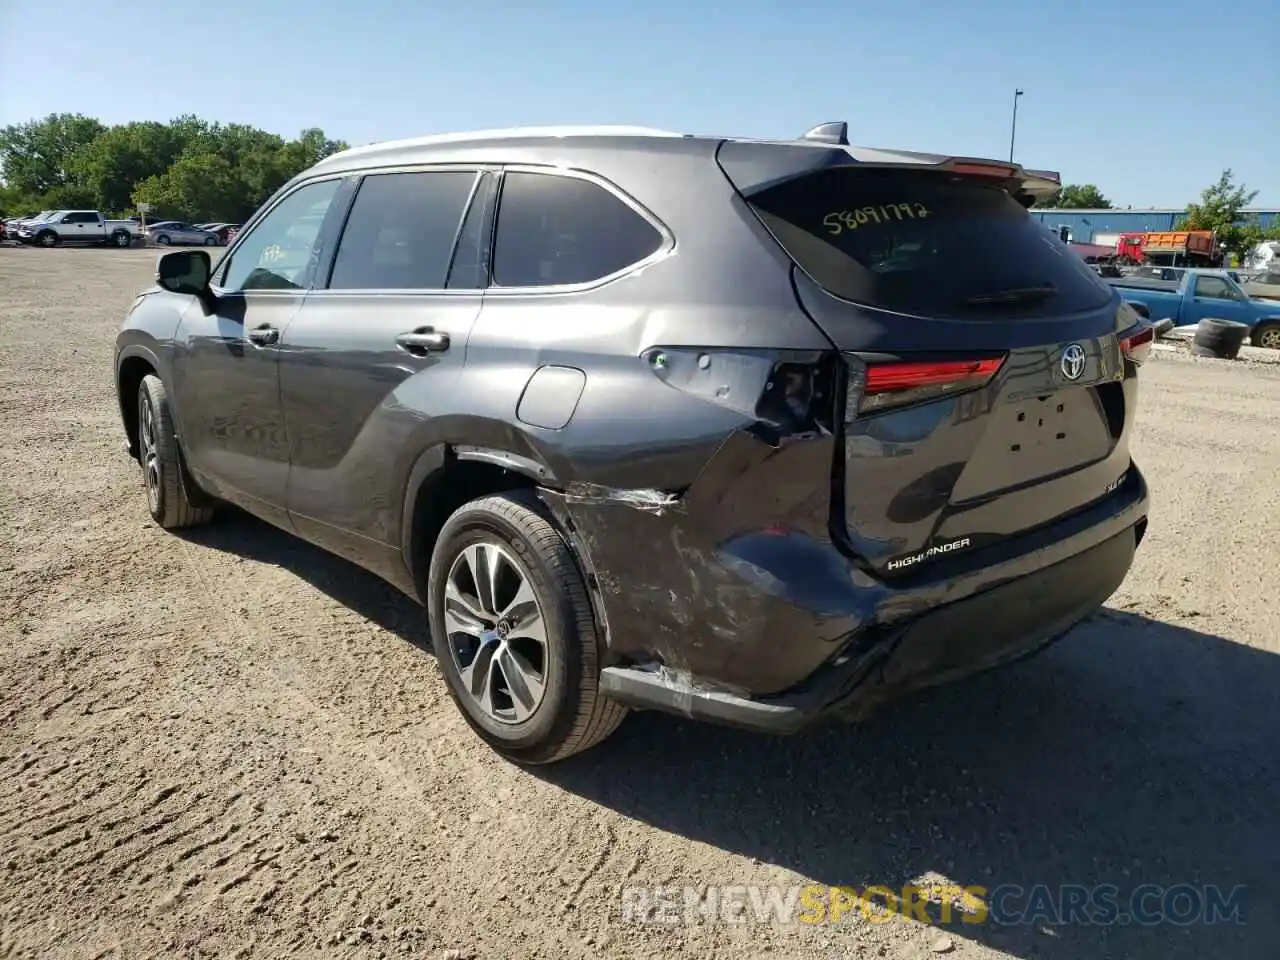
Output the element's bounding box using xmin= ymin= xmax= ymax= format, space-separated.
xmin=2 ymin=246 xmax=1278 ymax=960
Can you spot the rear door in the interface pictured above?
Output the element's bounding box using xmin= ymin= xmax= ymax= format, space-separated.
xmin=278 ymin=166 xmax=494 ymax=559
xmin=723 ymin=155 xmax=1138 ymax=576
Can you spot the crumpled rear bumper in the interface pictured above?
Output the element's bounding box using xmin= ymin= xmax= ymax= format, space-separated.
xmin=596 ymin=520 xmax=1142 ymax=734
xmin=537 ymin=425 xmax=1148 ymax=733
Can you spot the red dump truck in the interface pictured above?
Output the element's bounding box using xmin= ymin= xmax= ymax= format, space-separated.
xmin=1115 ymin=230 xmax=1219 ymax=266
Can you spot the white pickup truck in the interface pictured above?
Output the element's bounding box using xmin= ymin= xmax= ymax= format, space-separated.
xmin=16 ymin=210 xmax=139 ymax=248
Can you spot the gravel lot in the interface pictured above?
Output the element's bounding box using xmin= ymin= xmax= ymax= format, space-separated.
xmin=2 ymin=246 xmax=1278 ymax=960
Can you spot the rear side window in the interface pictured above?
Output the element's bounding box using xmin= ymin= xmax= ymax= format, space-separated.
xmin=745 ymin=167 xmax=1113 ymax=320
xmin=492 ymin=172 xmax=663 ymax=287
xmin=328 ymin=170 xmax=478 ymax=290
xmin=446 ymin=172 xmax=497 ymax=290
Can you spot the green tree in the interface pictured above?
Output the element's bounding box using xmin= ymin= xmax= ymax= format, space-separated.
xmin=1175 ymin=169 xmax=1261 ymax=260
xmin=133 ymin=154 xmax=241 ymax=222
xmin=1033 ymin=184 xmax=1112 ymax=209
xmin=1 ymin=112 xmax=347 ymax=222
xmin=0 ymin=113 xmax=106 ymax=196
xmin=68 ymin=121 xmax=188 ymax=214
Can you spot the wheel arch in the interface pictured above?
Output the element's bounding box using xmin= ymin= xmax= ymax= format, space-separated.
xmin=1251 ymin=317 xmax=1280 ymax=347
xmin=400 ymin=442 xmax=555 ymax=600
xmin=116 ymin=344 xmax=164 ymax=457
xmin=1122 ymin=299 xmax=1151 ymax=320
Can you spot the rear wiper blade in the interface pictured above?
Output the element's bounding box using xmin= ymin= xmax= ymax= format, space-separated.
xmin=964 ymin=284 xmax=1058 ymax=306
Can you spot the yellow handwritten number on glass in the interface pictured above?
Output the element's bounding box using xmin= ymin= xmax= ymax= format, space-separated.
xmin=823 ymin=203 xmax=931 ymax=236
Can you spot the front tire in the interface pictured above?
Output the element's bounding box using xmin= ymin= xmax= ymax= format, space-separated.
xmin=204 ymin=236 xmax=217 ymax=246
xmin=37 ymin=231 xmax=59 ymax=248
xmin=155 ymin=234 xmax=171 ymax=246
xmin=427 ymin=491 xmax=627 ymax=764
xmin=136 ymin=375 xmax=215 ymax=529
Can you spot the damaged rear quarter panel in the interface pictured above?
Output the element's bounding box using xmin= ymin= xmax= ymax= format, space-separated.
xmin=545 ymin=428 xmax=886 ymax=697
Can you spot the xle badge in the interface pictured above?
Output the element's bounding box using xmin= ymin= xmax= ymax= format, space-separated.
xmin=886 ymin=537 xmax=972 ymax=571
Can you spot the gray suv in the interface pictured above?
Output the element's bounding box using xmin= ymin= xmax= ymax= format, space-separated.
xmin=115 ymin=122 xmax=1152 ymax=764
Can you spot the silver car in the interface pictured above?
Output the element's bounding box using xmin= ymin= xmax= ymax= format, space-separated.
xmin=145 ymin=221 xmax=219 ymax=246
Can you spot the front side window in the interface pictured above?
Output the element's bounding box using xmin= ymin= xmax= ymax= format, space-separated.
xmin=491 ymin=172 xmax=664 ymax=287
xmin=327 ymin=170 xmax=477 ymax=290
xmin=1194 ymin=276 xmax=1240 ymax=300
xmin=219 ymin=178 xmax=343 ymax=292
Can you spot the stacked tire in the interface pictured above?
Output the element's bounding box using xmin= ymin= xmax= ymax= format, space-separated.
xmin=1191 ymin=318 xmax=1250 ymax=360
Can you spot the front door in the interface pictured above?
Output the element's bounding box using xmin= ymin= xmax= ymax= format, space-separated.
xmin=279 ymin=167 xmax=493 ymax=567
xmin=170 ymin=176 xmax=351 ymax=527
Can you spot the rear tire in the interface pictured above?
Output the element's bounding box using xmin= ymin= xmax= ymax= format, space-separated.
xmin=113 ymin=230 xmax=132 ymax=248
xmin=204 ymin=236 xmax=217 ymax=246
xmin=137 ymin=375 xmax=216 ymax=529
xmin=427 ymin=491 xmax=627 ymax=764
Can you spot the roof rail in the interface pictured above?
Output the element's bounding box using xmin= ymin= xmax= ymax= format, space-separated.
xmin=331 ymin=125 xmax=686 ymax=159
xmin=800 ymin=121 xmax=849 ymax=146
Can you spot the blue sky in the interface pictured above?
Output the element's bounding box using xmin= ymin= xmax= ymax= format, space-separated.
xmin=1 ymin=0 xmax=1274 ymax=207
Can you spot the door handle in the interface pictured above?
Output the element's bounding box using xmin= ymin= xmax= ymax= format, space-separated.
xmin=247 ymin=325 xmax=279 ymax=346
xmin=396 ymin=329 xmax=450 ymax=355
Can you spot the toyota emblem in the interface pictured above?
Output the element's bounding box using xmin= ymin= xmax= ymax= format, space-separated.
xmin=1060 ymin=343 xmax=1086 ymax=381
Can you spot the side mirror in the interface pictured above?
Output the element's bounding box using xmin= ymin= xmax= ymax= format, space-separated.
xmin=156 ymin=249 xmax=211 ymax=295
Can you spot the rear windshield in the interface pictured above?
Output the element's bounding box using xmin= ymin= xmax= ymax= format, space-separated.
xmin=745 ymin=167 xmax=1113 ymax=320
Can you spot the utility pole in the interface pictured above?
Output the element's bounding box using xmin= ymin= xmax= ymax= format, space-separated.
xmin=1009 ymin=89 xmax=1024 ymax=162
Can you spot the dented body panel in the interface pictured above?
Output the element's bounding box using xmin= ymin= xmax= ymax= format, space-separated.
xmin=540 ymin=422 xmax=1147 ymax=700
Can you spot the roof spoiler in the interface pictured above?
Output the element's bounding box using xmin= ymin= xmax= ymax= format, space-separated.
xmin=1018 ymin=168 xmax=1062 ymax=205
xmin=930 ymin=158 xmax=1061 ymax=206
xmin=1021 ymin=168 xmax=1061 ymax=193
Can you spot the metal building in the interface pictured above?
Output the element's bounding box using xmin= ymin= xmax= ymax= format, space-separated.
xmin=1027 ymin=208 xmax=1280 ymax=244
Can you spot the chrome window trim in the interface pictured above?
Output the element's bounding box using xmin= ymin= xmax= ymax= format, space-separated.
xmin=484 ymin=163 xmax=675 ymax=297
xmin=317 ymin=165 xmax=486 ymax=294
xmin=302 ymin=162 xmax=674 ymax=298
xmin=207 ymin=172 xmax=350 ymax=298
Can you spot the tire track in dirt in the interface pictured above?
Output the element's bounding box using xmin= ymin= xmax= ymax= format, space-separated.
xmin=7 ymin=251 xmax=1280 ymax=960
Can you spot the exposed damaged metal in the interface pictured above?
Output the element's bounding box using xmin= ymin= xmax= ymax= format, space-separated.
xmin=563 ymin=482 xmax=682 ymax=516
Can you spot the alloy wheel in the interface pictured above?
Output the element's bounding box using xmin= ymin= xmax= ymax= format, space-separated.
xmin=138 ymin=391 xmax=161 ymax=514
xmin=1259 ymin=326 xmax=1280 ymax=351
xmin=444 ymin=541 xmax=549 ymax=724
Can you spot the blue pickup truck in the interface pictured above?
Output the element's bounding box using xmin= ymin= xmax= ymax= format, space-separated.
xmin=1108 ymin=269 xmax=1280 ymax=350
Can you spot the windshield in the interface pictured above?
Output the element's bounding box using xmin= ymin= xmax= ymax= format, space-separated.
xmin=745 ymin=167 xmax=1114 ymax=321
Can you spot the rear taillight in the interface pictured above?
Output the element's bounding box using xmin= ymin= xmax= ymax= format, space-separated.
xmin=1119 ymin=323 xmax=1154 ymax=366
xmin=945 ymin=161 xmax=1018 ymax=179
xmin=845 ymin=354 xmax=1006 ymax=418
xmin=643 ymin=347 xmax=837 ymax=438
